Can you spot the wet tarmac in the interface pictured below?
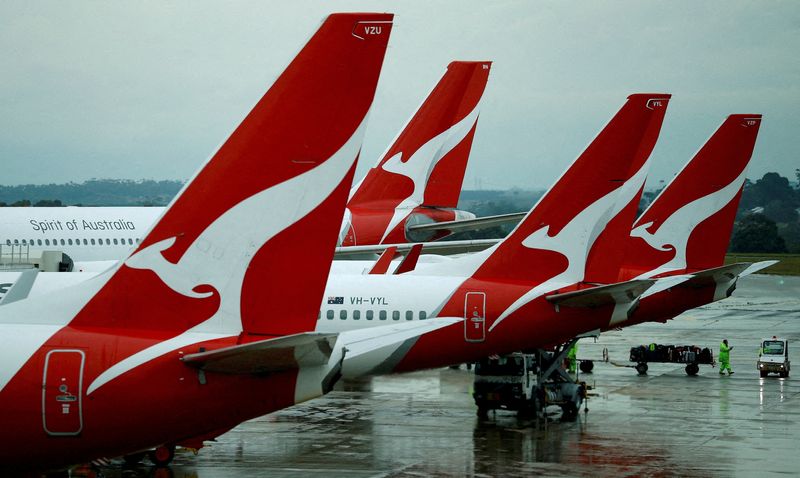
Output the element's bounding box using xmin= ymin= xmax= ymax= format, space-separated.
xmin=89 ymin=274 xmax=800 ymax=478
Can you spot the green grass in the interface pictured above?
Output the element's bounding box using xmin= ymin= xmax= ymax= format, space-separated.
xmin=724 ymin=253 xmax=800 ymax=276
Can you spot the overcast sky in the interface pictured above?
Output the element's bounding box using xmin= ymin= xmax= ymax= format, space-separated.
xmin=1 ymin=1 xmax=798 ymax=191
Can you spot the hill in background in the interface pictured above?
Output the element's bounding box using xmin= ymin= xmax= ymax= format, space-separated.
xmin=1 ymin=171 xmax=797 ymax=253
xmin=0 ymin=179 xmax=183 ymax=206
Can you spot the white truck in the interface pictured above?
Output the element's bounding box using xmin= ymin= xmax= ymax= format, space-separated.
xmin=758 ymin=337 xmax=790 ymax=378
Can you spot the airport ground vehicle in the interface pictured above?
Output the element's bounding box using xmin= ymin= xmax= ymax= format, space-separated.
xmin=472 ymin=341 xmax=586 ymax=419
xmin=630 ymin=343 xmax=714 ymax=376
xmin=758 ymin=337 xmax=790 ymax=378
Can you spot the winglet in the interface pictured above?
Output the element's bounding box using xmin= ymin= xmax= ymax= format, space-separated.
xmin=368 ymin=246 xmax=398 ymax=274
xmin=394 ymin=243 xmax=423 ymax=274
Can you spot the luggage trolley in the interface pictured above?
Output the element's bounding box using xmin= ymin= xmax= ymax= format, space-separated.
xmin=630 ymin=343 xmax=715 ymax=376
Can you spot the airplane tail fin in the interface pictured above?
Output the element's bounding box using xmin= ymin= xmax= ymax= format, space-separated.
xmin=348 ymin=61 xmax=491 ymax=210
xmin=72 ymin=13 xmax=393 ymax=337
xmin=622 ymin=114 xmax=762 ymax=279
xmin=466 ymin=94 xmax=670 ymax=286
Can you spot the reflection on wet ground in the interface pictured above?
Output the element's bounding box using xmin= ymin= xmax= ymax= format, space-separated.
xmin=88 ymin=275 xmax=800 ymax=477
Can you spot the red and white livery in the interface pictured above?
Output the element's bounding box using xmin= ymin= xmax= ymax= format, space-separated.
xmin=0 ymin=13 xmax=404 ymax=471
xmin=340 ymin=60 xmax=492 ymax=245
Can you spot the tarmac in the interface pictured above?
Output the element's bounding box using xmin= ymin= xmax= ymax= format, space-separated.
xmin=89 ymin=274 xmax=800 ymax=478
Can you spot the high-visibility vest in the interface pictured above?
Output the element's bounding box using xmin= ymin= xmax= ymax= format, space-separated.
xmin=719 ymin=342 xmax=730 ymax=362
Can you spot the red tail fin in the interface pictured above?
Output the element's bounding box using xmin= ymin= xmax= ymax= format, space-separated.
xmin=582 ymin=97 xmax=670 ymax=283
xmin=470 ymin=94 xmax=671 ymax=286
xmin=348 ymin=61 xmax=491 ymax=210
xmin=621 ymin=114 xmax=762 ymax=278
xmin=72 ymin=13 xmax=393 ymax=337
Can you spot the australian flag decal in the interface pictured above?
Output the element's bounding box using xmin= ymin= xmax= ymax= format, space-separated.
xmin=327 ymin=296 xmax=344 ymax=305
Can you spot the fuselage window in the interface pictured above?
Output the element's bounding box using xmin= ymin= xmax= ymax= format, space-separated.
xmin=13 ymin=239 xmax=19 ymax=245
xmin=45 ymin=239 xmax=50 ymax=246
xmin=128 ymin=238 xmax=133 ymax=245
xmin=135 ymin=238 xmax=140 ymax=244
xmin=326 ymin=310 xmax=334 ymax=320
xmin=37 ymin=239 xmax=43 ymax=246
xmin=29 ymin=239 xmax=34 ymax=245
xmin=105 ymin=239 xmax=111 ymax=245
xmin=340 ymin=310 xmax=347 ymax=320
xmin=21 ymin=239 xmax=27 ymax=245
xmin=366 ymin=310 xmax=374 ymax=321
xmin=419 ymin=311 xmax=427 ymax=320
xmin=379 ymin=310 xmax=387 ymax=321
xmin=405 ymin=310 xmax=413 ymax=320
xmin=83 ymin=239 xmax=88 ymax=245
xmin=90 ymin=239 xmax=96 ymax=245
xmin=353 ymin=310 xmax=361 ymax=320
xmin=113 ymin=238 xmax=118 ymax=245
xmin=392 ymin=311 xmax=400 ymax=321
xmin=60 ymin=239 xmax=65 ymax=246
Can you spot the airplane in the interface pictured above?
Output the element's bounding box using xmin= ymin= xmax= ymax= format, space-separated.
xmin=0 ymin=60 xmax=492 ymax=267
xmin=325 ymin=113 xmax=773 ymax=376
xmin=0 ymin=12 xmax=464 ymax=471
xmin=318 ymin=93 xmax=673 ymax=376
xmin=341 ymin=60 xmax=490 ymax=245
xmin=0 ymin=93 xmax=671 ymax=381
xmin=608 ymin=114 xmax=774 ymax=330
xmin=1 ymin=107 xmax=773 ymax=383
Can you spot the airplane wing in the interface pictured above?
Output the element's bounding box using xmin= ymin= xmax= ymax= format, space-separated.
xmin=340 ymin=317 xmax=462 ymax=378
xmin=406 ymin=212 xmax=526 ymax=236
xmin=180 ymin=332 xmax=337 ymax=374
xmin=739 ymin=260 xmax=779 ymax=277
xmin=334 ymin=238 xmax=498 ymax=259
xmin=545 ymin=279 xmax=655 ymax=309
xmin=181 ymin=318 xmax=462 ymax=378
xmin=681 ymin=262 xmax=753 ymax=288
xmin=639 ymin=274 xmax=693 ymax=299
xmin=0 ymin=269 xmax=39 ymax=306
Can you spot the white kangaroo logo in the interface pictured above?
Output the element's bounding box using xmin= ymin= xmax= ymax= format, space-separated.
xmin=630 ymin=167 xmax=747 ymax=279
xmin=491 ymin=160 xmax=650 ymax=330
xmin=87 ymin=117 xmax=368 ymax=395
xmin=378 ymin=103 xmax=481 ymax=242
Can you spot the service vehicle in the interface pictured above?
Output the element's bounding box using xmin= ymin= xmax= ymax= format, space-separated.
xmin=472 ymin=341 xmax=586 ymax=419
xmin=758 ymin=337 xmax=790 ymax=378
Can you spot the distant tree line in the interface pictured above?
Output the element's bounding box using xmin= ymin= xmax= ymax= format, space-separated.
xmin=0 ymin=199 xmax=63 ymax=207
xmin=730 ymin=170 xmax=800 ymax=253
xmin=452 ymin=171 xmax=800 ymax=253
xmin=0 ymin=179 xmax=182 ymax=206
xmin=1 ymin=171 xmax=798 ymax=253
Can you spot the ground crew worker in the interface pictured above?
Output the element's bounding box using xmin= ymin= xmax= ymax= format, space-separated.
xmin=719 ymin=339 xmax=734 ymax=375
xmin=567 ymin=342 xmax=578 ymax=373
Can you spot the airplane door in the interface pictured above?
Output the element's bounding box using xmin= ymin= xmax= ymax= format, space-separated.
xmin=464 ymin=292 xmax=486 ymax=343
xmin=42 ymin=349 xmax=85 ymax=436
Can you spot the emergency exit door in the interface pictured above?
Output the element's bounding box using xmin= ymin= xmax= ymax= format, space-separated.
xmin=464 ymin=292 xmax=486 ymax=343
xmin=42 ymin=349 xmax=85 ymax=436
